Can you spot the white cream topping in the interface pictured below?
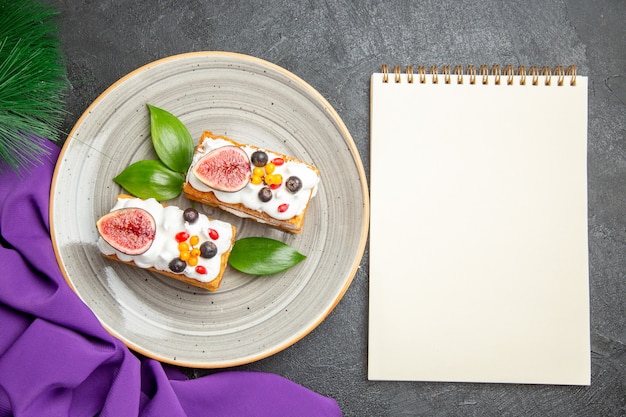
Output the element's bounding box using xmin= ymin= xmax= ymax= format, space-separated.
xmin=97 ymin=197 xmax=234 ymax=283
xmin=186 ymin=138 xmax=320 ymax=221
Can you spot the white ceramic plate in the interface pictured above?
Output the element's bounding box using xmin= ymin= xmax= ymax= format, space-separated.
xmin=50 ymin=52 xmax=369 ymax=367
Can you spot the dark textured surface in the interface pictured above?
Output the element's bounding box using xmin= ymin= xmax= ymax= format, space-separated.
xmin=48 ymin=0 xmax=625 ymax=415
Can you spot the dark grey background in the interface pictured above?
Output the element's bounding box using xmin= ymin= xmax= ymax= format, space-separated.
xmin=49 ymin=0 xmax=625 ymax=415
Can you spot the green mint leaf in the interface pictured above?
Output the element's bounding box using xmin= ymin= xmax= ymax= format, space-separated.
xmin=147 ymin=104 xmax=194 ymax=173
xmin=228 ymin=237 xmax=306 ymax=275
xmin=113 ymin=159 xmax=184 ymax=201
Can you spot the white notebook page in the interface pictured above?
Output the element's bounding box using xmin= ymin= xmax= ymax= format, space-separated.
xmin=368 ymin=70 xmax=590 ymax=385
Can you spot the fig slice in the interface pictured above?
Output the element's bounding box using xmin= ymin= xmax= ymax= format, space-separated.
xmin=192 ymin=145 xmax=251 ymax=192
xmin=96 ymin=207 xmax=156 ymax=255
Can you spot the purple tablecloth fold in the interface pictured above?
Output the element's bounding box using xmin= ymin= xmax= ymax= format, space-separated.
xmin=0 ymin=140 xmax=342 ymax=417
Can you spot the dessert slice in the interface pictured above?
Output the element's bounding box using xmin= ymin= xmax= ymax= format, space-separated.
xmin=183 ymin=131 xmax=320 ymax=233
xmin=96 ymin=195 xmax=236 ymax=291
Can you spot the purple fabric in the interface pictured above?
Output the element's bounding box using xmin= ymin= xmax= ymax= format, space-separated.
xmin=0 ymin=140 xmax=342 ymax=417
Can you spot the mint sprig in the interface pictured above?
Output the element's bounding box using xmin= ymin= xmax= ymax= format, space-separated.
xmin=148 ymin=104 xmax=194 ymax=173
xmin=113 ymin=159 xmax=184 ymax=201
xmin=228 ymin=237 xmax=306 ymax=275
xmin=114 ymin=104 xmax=192 ymax=201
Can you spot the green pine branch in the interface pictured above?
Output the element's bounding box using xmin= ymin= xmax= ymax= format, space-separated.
xmin=0 ymin=0 xmax=68 ymax=173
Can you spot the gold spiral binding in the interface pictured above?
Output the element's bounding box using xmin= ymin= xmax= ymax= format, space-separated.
xmin=530 ymin=66 xmax=539 ymax=86
xmin=467 ymin=65 xmax=477 ymax=85
xmin=555 ymin=66 xmax=565 ymax=86
xmin=492 ymin=64 xmax=501 ymax=85
xmin=541 ymin=66 xmax=552 ymax=86
xmin=442 ymin=65 xmax=451 ymax=84
xmin=393 ymin=65 xmax=401 ymax=83
xmin=518 ymin=65 xmax=527 ymax=86
xmin=380 ymin=64 xmax=578 ymax=86
xmin=430 ymin=66 xmax=439 ymax=84
xmin=453 ymin=65 xmax=464 ymax=84
xmin=505 ymin=65 xmax=515 ymax=85
xmin=417 ymin=65 xmax=426 ymax=84
xmin=479 ymin=65 xmax=489 ymax=85
xmin=567 ymin=65 xmax=577 ymax=86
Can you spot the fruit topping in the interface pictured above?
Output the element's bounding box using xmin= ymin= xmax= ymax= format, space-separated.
xmin=285 ymin=176 xmax=302 ymax=193
xmin=271 ymin=157 xmax=284 ymax=166
xmin=251 ymin=167 xmax=264 ymax=185
xmin=97 ymin=208 xmax=156 ymax=255
xmin=251 ymin=150 xmax=268 ymax=167
xmin=278 ymin=203 xmax=289 ymax=213
xmin=193 ymin=146 xmax=251 ymax=192
xmin=195 ymin=265 xmax=207 ymax=274
xmin=208 ymin=228 xmax=219 ymax=240
xmin=200 ymin=241 xmax=218 ymax=259
xmin=183 ymin=208 xmax=199 ymax=223
xmin=175 ymin=231 xmax=190 ymax=242
xmin=264 ymin=162 xmax=276 ymax=175
xmin=258 ymin=187 xmax=273 ymax=202
xmin=264 ymin=173 xmax=282 ymax=186
xmin=169 ymin=258 xmax=187 ymax=273
xmin=175 ymin=230 xmax=207 ymax=269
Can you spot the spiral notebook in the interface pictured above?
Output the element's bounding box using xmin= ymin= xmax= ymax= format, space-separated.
xmin=368 ymin=65 xmax=590 ymax=385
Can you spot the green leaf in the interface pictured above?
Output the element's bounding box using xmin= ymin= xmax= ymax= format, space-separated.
xmin=228 ymin=237 xmax=307 ymax=276
xmin=113 ymin=159 xmax=184 ymax=201
xmin=147 ymin=104 xmax=194 ymax=173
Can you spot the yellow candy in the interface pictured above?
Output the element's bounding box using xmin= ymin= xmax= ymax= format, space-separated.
xmin=188 ymin=256 xmax=199 ymax=266
xmin=251 ymin=175 xmax=263 ymax=185
xmin=190 ymin=235 xmax=200 ymax=246
xmin=265 ymin=162 xmax=275 ymax=175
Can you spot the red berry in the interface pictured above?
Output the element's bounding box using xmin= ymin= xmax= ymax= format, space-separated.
xmin=271 ymin=157 xmax=284 ymax=166
xmin=270 ymin=183 xmax=281 ymax=190
xmin=208 ymin=228 xmax=219 ymax=240
xmin=195 ymin=265 xmax=207 ymax=274
xmin=175 ymin=231 xmax=190 ymax=242
xmin=278 ymin=203 xmax=289 ymax=213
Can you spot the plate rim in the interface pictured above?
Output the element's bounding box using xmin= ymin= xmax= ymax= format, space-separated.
xmin=49 ymin=51 xmax=370 ymax=368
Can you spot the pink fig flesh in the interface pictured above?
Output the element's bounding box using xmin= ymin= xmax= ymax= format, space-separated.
xmin=192 ymin=145 xmax=251 ymax=192
xmin=97 ymin=207 xmax=156 ymax=255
